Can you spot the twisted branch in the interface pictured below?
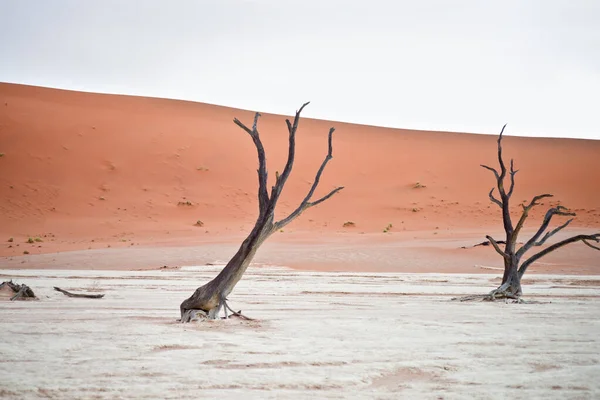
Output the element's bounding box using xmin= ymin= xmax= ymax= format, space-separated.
xmin=486 ymin=235 xmax=509 ymax=259
xmin=516 ymin=204 xmax=575 ymax=258
xmin=481 ymin=165 xmax=500 ymax=181
xmin=511 ymin=194 xmax=553 ymax=245
xmin=507 ymin=159 xmax=519 ymax=198
xmin=487 ymin=188 xmax=503 ymax=208
xmin=519 ymin=234 xmax=600 ymax=278
xmin=496 ymin=124 xmax=508 ymax=182
xmin=534 ymin=218 xmax=574 ymax=246
xmin=583 ymin=239 xmax=600 ymax=251
xmin=233 ymin=113 xmax=269 ymax=218
xmin=269 ymin=102 xmax=310 ymax=205
xmin=274 ymin=127 xmax=344 ymax=230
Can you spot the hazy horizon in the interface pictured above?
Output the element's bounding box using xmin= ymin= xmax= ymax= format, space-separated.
xmin=1 ymin=1 xmax=599 ymax=139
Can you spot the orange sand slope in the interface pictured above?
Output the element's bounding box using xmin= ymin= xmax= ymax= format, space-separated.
xmin=1 ymin=83 xmax=599 ymax=260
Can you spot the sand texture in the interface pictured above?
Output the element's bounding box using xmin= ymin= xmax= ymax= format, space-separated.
xmin=1 ymin=83 xmax=600 ymax=263
xmin=1 ymin=267 xmax=599 ymax=399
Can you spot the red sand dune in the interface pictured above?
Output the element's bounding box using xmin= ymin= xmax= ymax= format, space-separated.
xmin=1 ymin=83 xmax=599 ymax=266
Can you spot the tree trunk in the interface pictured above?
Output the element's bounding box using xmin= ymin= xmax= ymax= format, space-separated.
xmin=498 ymin=237 xmax=522 ymax=296
xmin=498 ymin=259 xmax=522 ymax=297
xmin=180 ymin=221 xmax=274 ymax=321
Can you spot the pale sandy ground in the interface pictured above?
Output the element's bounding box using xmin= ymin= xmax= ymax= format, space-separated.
xmin=1 ymin=266 xmax=599 ymax=399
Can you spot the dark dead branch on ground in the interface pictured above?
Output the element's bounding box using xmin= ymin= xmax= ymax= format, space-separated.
xmin=54 ymin=287 xmax=105 ymax=299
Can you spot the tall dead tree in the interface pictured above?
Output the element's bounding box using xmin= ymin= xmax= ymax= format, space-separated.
xmin=476 ymin=126 xmax=599 ymax=300
xmin=180 ymin=103 xmax=343 ymax=322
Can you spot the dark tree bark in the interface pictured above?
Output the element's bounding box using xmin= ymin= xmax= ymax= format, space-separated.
xmin=472 ymin=126 xmax=600 ymax=300
xmin=54 ymin=287 xmax=105 ymax=299
xmin=0 ymin=281 xmax=37 ymax=300
xmin=180 ymin=103 xmax=344 ymax=322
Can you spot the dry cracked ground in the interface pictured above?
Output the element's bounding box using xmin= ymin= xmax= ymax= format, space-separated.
xmin=1 ymin=267 xmax=599 ymax=399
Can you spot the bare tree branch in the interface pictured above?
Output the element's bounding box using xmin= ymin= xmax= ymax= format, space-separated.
xmin=516 ymin=204 xmax=574 ymax=258
xmin=233 ymin=113 xmax=270 ymax=217
xmin=306 ymin=186 xmax=345 ymax=208
xmin=518 ymin=234 xmax=600 ymax=278
xmin=512 ymin=194 xmax=554 ymax=245
xmin=274 ymin=127 xmax=343 ymax=230
xmin=528 ymin=194 xmax=554 ymax=206
xmin=486 ymin=235 xmax=509 ymax=260
xmin=483 ymin=125 xmax=514 ymax=235
xmin=498 ymin=124 xmax=506 ymax=179
xmin=269 ymin=102 xmax=310 ymax=205
xmin=535 ymin=218 xmax=574 ymax=246
xmin=583 ymin=239 xmax=600 ymax=251
xmin=488 ymin=188 xmax=503 ymax=208
xmin=507 ymin=159 xmax=519 ymax=198
xmin=481 ymin=164 xmax=500 ymax=181
xmin=496 ymin=124 xmax=508 ymax=182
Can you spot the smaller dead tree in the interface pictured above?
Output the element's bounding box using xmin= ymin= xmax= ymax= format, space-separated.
xmin=180 ymin=103 xmax=343 ymax=322
xmin=465 ymin=126 xmax=599 ymax=301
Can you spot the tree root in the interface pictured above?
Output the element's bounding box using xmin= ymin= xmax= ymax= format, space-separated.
xmin=179 ymin=309 xmax=208 ymax=323
xmin=452 ymin=286 xmax=523 ymax=303
xmin=179 ymin=299 xmax=254 ymax=323
xmin=222 ymin=299 xmax=254 ymax=321
xmin=452 ymin=293 xmax=542 ymax=304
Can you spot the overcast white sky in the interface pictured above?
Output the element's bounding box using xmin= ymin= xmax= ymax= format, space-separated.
xmin=1 ymin=1 xmax=599 ymax=139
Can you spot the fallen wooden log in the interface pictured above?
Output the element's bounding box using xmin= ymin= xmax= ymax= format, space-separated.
xmin=54 ymin=287 xmax=105 ymax=299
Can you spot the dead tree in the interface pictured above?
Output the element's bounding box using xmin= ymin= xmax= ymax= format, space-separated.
xmin=471 ymin=126 xmax=599 ymax=300
xmin=180 ymin=103 xmax=343 ymax=322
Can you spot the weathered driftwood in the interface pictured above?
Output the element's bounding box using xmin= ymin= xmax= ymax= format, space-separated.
xmin=1 ymin=281 xmax=37 ymax=301
xmin=457 ymin=126 xmax=600 ymax=301
xmin=180 ymin=103 xmax=343 ymax=322
xmin=54 ymin=287 xmax=105 ymax=299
